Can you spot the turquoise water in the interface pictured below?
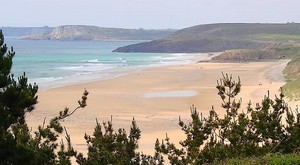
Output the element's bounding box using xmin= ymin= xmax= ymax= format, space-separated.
xmin=6 ymin=37 xmax=204 ymax=89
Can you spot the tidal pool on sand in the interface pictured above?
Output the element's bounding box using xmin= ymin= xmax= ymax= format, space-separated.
xmin=144 ymin=90 xmax=198 ymax=98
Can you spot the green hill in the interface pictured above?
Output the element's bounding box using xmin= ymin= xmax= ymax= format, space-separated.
xmin=113 ymin=23 xmax=300 ymax=53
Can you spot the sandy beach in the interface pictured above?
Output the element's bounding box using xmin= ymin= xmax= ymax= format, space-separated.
xmin=26 ymin=58 xmax=291 ymax=156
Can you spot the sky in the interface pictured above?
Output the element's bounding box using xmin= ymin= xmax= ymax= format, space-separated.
xmin=1 ymin=0 xmax=300 ymax=29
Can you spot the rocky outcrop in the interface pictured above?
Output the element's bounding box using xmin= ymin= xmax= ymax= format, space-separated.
xmin=211 ymin=48 xmax=277 ymax=62
xmin=21 ymin=25 xmax=175 ymax=41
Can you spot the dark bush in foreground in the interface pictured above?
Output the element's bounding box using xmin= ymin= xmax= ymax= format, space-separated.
xmin=155 ymin=73 xmax=300 ymax=164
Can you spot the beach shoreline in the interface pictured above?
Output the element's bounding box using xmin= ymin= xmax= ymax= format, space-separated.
xmin=35 ymin=52 xmax=217 ymax=91
xmin=26 ymin=58 xmax=292 ymax=156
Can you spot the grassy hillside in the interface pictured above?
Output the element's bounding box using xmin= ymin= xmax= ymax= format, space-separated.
xmin=114 ymin=23 xmax=300 ymax=53
xmin=21 ymin=25 xmax=175 ymax=41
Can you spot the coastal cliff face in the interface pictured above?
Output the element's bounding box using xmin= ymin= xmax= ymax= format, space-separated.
xmin=45 ymin=25 xmax=91 ymax=40
xmin=29 ymin=25 xmax=101 ymax=40
xmin=210 ymin=48 xmax=277 ymax=62
xmin=114 ymin=23 xmax=300 ymax=53
xmin=21 ymin=25 xmax=175 ymax=41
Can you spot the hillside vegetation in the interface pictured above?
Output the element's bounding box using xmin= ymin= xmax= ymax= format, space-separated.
xmin=114 ymin=23 xmax=300 ymax=53
xmin=20 ymin=25 xmax=175 ymax=41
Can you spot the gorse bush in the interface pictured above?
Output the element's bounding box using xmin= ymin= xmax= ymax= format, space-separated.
xmin=1 ymin=30 xmax=299 ymax=164
xmin=154 ymin=73 xmax=300 ymax=164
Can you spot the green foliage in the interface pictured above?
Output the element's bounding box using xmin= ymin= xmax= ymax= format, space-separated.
xmin=215 ymin=153 xmax=300 ymax=165
xmin=0 ymin=30 xmax=89 ymax=164
xmin=263 ymin=153 xmax=300 ymax=165
xmin=0 ymin=29 xmax=38 ymax=164
xmin=155 ymin=73 xmax=300 ymax=164
xmin=30 ymin=90 xmax=89 ymax=164
xmin=76 ymin=118 xmax=157 ymax=165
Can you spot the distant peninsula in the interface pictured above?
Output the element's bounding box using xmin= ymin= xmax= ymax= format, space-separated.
xmin=113 ymin=23 xmax=300 ymax=53
xmin=1 ymin=25 xmax=175 ymax=41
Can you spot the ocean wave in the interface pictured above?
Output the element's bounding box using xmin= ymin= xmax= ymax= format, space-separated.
xmin=151 ymin=56 xmax=162 ymax=60
xmin=151 ymin=54 xmax=189 ymax=61
xmin=84 ymin=59 xmax=127 ymax=64
xmin=171 ymin=53 xmax=187 ymax=56
xmin=30 ymin=77 xmax=63 ymax=83
xmin=56 ymin=63 xmax=117 ymax=72
xmin=159 ymin=60 xmax=192 ymax=65
xmin=57 ymin=66 xmax=84 ymax=70
xmin=85 ymin=59 xmax=100 ymax=63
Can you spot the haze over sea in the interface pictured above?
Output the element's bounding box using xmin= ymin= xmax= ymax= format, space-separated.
xmin=6 ymin=37 xmax=209 ymax=90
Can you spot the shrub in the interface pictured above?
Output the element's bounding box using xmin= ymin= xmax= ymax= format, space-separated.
xmin=155 ymin=73 xmax=300 ymax=164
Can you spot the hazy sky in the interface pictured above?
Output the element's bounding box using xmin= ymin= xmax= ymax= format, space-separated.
xmin=1 ymin=0 xmax=299 ymax=29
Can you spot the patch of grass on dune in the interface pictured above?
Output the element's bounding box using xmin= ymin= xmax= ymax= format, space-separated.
xmin=251 ymin=34 xmax=300 ymax=42
xmin=282 ymin=79 xmax=300 ymax=100
xmin=269 ymin=45 xmax=300 ymax=100
xmin=283 ymin=57 xmax=300 ymax=80
xmin=274 ymin=45 xmax=300 ymax=59
xmin=213 ymin=153 xmax=300 ymax=165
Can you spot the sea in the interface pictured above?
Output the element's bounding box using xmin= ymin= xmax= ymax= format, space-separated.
xmin=5 ymin=37 xmax=208 ymax=90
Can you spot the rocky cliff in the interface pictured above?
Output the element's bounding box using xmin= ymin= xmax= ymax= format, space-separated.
xmin=21 ymin=25 xmax=175 ymax=41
